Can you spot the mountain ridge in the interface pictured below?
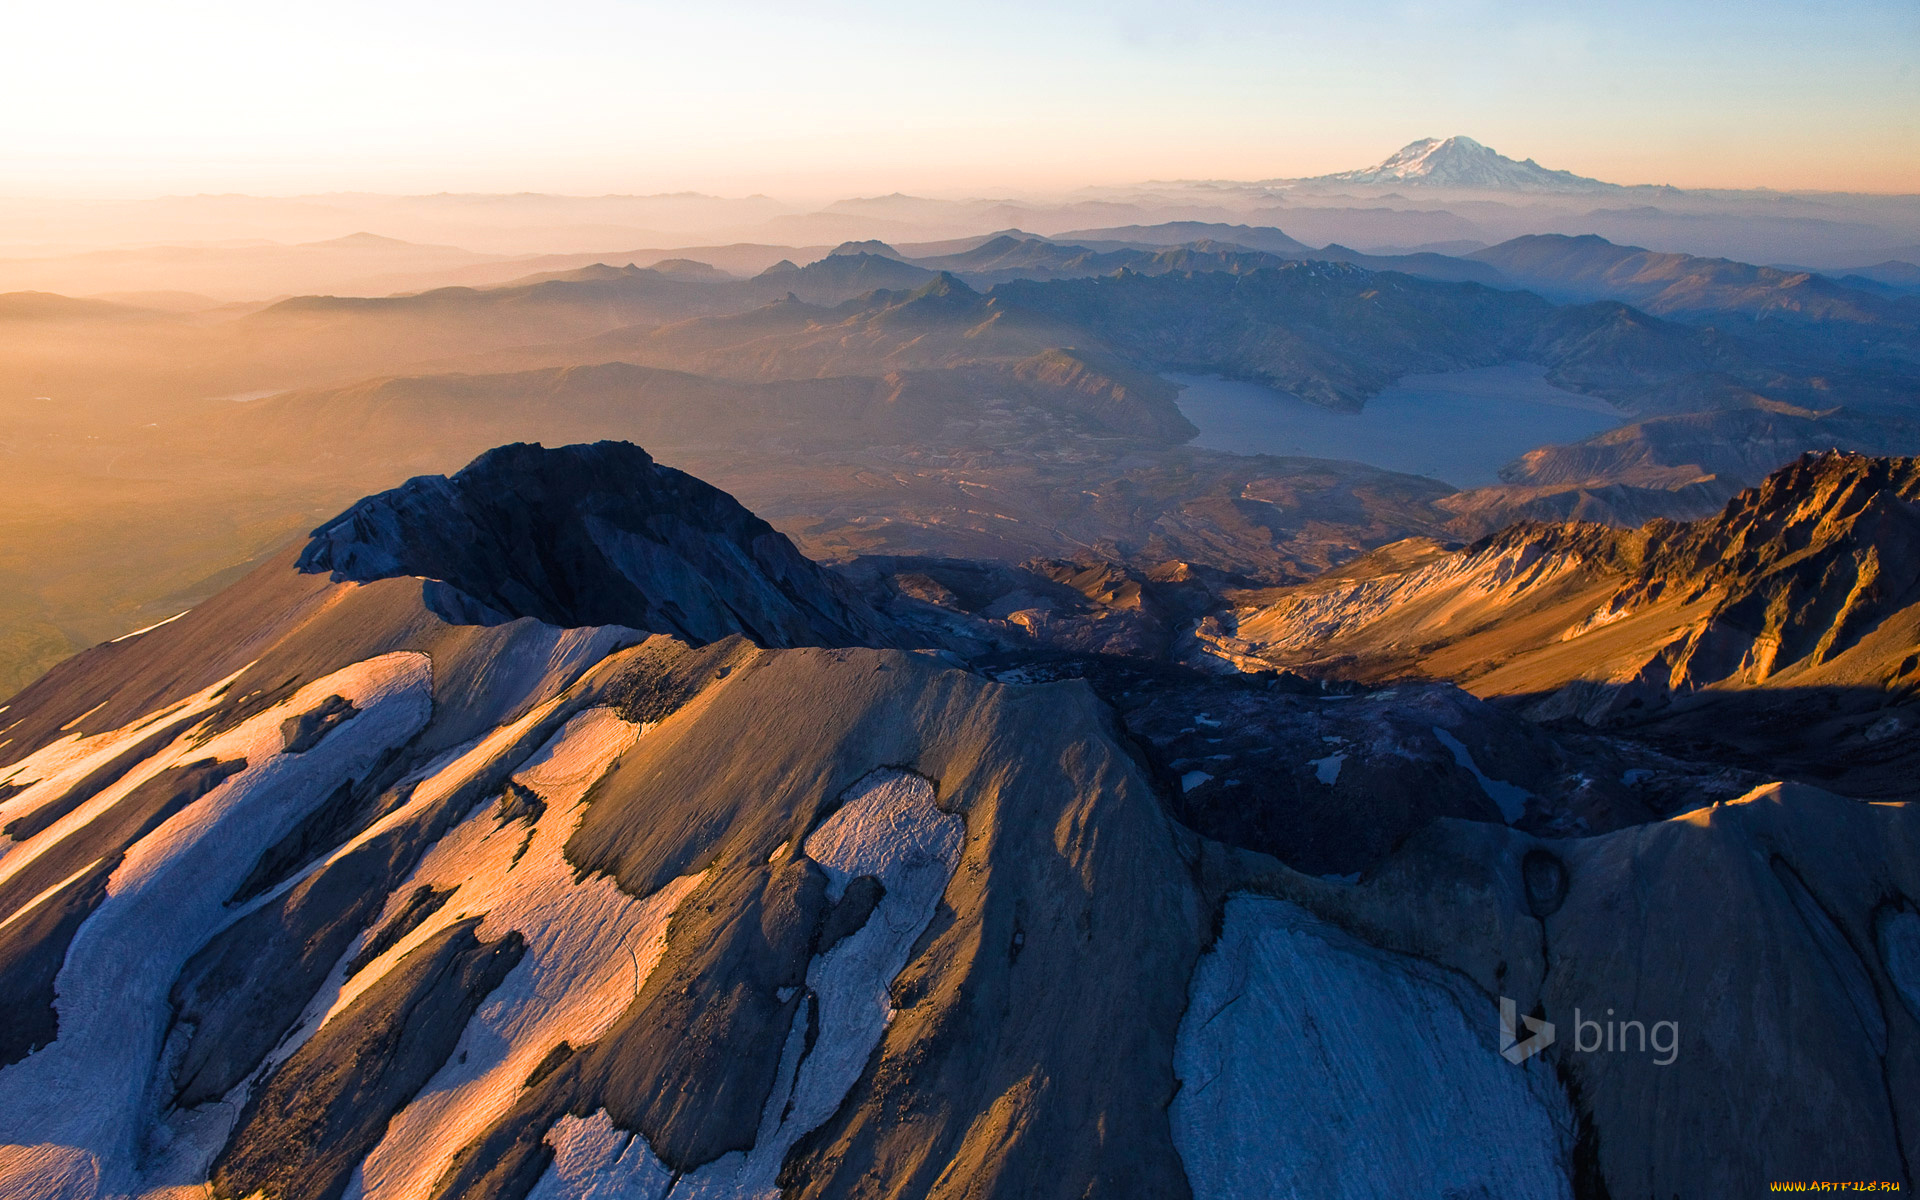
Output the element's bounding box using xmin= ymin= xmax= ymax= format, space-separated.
xmin=1204 ymin=450 xmax=1920 ymax=741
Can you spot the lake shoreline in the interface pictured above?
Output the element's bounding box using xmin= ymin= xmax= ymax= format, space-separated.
xmin=1170 ymin=363 xmax=1624 ymax=488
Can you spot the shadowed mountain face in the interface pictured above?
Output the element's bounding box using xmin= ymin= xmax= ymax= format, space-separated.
xmin=1051 ymin=221 xmax=1314 ymax=257
xmin=324 ymin=254 xmax=1845 ymax=419
xmin=1501 ymin=404 xmax=1920 ymax=491
xmin=298 ymin=440 xmax=894 ymax=648
xmin=1475 ymin=232 xmax=1920 ymax=334
xmin=990 ymin=262 xmax=1742 ymax=412
xmin=752 ymin=250 xmax=934 ymax=302
xmin=0 ymin=443 xmax=1915 ymax=1199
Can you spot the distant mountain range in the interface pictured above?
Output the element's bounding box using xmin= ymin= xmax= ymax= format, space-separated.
xmin=1473 ymin=233 xmax=1920 ymax=324
xmin=0 ymin=135 xmax=1912 ymax=302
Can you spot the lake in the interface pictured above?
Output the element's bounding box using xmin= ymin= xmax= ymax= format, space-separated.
xmin=1171 ymin=363 xmax=1623 ymax=488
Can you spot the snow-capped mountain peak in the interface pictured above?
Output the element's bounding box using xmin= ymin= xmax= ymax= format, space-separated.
xmin=1320 ymin=135 xmax=1611 ymax=192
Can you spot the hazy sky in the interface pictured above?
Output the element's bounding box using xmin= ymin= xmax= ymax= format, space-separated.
xmin=5 ymin=0 xmax=1915 ymax=196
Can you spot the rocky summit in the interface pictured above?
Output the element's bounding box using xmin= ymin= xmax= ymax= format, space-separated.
xmin=297 ymin=440 xmax=896 ymax=649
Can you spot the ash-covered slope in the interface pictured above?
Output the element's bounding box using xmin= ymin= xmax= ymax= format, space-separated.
xmin=298 ymin=440 xmax=894 ymax=648
xmin=0 ymin=449 xmax=1213 ymax=1200
xmin=0 ymin=444 xmax=1915 ymax=1200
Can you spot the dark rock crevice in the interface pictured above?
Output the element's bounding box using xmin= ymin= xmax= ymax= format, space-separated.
xmin=227 ymin=737 xmax=420 ymax=907
xmin=344 ymin=884 xmax=457 ymax=980
xmin=0 ymin=859 xmax=115 ymax=1067
xmin=208 ymin=919 xmax=526 ymax=1200
xmin=280 ymin=695 xmax=360 ymax=754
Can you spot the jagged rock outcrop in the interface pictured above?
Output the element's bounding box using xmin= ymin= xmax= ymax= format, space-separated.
xmin=298 ymin=440 xmax=895 ymax=649
xmin=1199 ymin=520 xmax=1633 ymax=672
xmin=1617 ymin=451 xmax=1920 ymax=686
xmin=1210 ymin=451 xmax=1920 ymax=694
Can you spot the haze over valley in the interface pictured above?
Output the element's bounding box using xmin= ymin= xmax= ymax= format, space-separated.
xmin=7 ymin=142 xmax=1918 ymax=694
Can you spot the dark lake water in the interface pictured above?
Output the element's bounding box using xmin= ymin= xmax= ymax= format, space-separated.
xmin=1171 ymin=364 xmax=1624 ymax=488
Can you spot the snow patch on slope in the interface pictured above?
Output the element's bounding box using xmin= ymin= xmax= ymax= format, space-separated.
xmin=0 ymin=669 xmax=246 ymax=864
xmin=527 ymin=768 xmax=964 ymax=1200
xmin=107 ymin=611 xmax=189 ymax=644
xmin=233 ymin=690 xmax=599 ymax=1097
xmin=347 ymin=708 xmax=703 ymax=1200
xmin=1309 ymin=753 xmax=1344 ymax=786
xmin=528 ymin=1111 xmax=674 ymax=1200
xmin=1432 ymin=727 xmax=1530 ymax=822
xmin=1172 ymin=893 xmax=1573 ymax=1200
xmin=0 ymin=653 xmax=434 ymax=1198
xmin=140 ymin=678 xmax=641 ymax=1194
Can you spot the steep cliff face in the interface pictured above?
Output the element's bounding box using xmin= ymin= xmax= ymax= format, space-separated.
xmin=1206 ymin=452 xmax=1920 ymax=700
xmin=298 ymin=440 xmax=896 ymax=649
xmin=1614 ymin=452 xmax=1920 ymax=686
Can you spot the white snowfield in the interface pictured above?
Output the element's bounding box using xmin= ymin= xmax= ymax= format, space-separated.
xmin=346 ymin=708 xmax=703 ymax=1200
xmin=1172 ymin=893 xmax=1574 ymax=1200
xmin=0 ymin=670 xmax=248 ymax=874
xmin=0 ymin=653 xmax=437 ymax=1200
xmin=530 ymin=768 xmax=965 ymax=1200
xmin=1430 ymin=727 xmax=1530 ymax=823
xmin=533 ymin=1110 xmax=676 ymax=1200
xmin=141 ymin=691 xmax=659 ymax=1195
xmin=0 ymin=683 xmax=969 ymax=1200
xmin=107 ymin=611 xmax=190 ymax=645
xmin=1323 ymin=135 xmax=1605 ymax=192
